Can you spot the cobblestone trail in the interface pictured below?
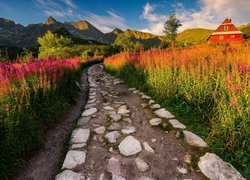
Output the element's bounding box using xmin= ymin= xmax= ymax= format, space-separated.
xmin=56 ymin=64 xmax=245 ymax=180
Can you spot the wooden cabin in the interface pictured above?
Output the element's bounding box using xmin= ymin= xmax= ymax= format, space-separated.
xmin=207 ymin=18 xmax=244 ymax=44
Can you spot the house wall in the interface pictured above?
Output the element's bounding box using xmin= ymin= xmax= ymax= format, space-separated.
xmin=208 ymin=34 xmax=243 ymax=44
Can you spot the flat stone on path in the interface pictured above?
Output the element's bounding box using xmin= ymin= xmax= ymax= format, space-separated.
xmin=94 ymin=126 xmax=106 ymax=135
xmin=198 ymin=153 xmax=246 ymax=180
xmin=143 ymin=142 xmax=155 ymax=153
xmin=135 ymin=158 xmax=150 ymax=172
xmin=107 ymin=157 xmax=126 ymax=180
xmin=70 ymin=128 xmax=90 ymax=144
xmin=110 ymin=114 xmax=122 ymax=121
xmin=82 ymin=108 xmax=97 ymax=117
xmin=107 ymin=122 xmax=121 ymax=131
xmin=183 ymin=130 xmax=207 ymax=148
xmin=137 ymin=176 xmax=154 ymax=180
xmin=169 ymin=119 xmax=186 ymax=129
xmin=103 ymin=106 xmax=114 ymax=110
xmin=121 ymin=126 xmax=136 ymax=134
xmin=62 ymin=150 xmax=86 ymax=170
xmin=118 ymin=108 xmax=130 ymax=115
xmin=141 ymin=95 xmax=151 ymax=100
xmin=154 ymin=108 xmax=175 ymax=119
xmin=150 ymin=104 xmax=161 ymax=109
xmin=70 ymin=143 xmax=86 ymax=149
xmin=104 ymin=131 xmax=121 ymax=143
xmin=149 ymin=118 xmax=162 ymax=126
xmin=77 ymin=116 xmax=91 ymax=126
xmin=55 ymin=170 xmax=85 ymax=180
xmin=118 ymin=136 xmax=142 ymax=156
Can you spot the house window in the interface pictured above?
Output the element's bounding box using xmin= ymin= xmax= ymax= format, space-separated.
xmin=231 ymin=35 xmax=235 ymax=38
xmin=219 ymin=35 xmax=224 ymax=40
xmin=224 ymin=26 xmax=229 ymax=31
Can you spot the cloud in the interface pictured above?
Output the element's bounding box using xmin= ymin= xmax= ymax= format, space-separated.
xmin=140 ymin=3 xmax=167 ymax=35
xmin=83 ymin=10 xmax=127 ymax=33
xmin=34 ymin=0 xmax=77 ymax=17
xmin=140 ymin=0 xmax=250 ymax=35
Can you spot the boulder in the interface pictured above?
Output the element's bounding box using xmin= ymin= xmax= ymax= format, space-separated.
xmin=183 ymin=130 xmax=207 ymax=148
xmin=62 ymin=150 xmax=86 ymax=170
xmin=135 ymin=158 xmax=150 ymax=172
xmin=104 ymin=131 xmax=121 ymax=143
xmin=82 ymin=108 xmax=97 ymax=117
xmin=55 ymin=170 xmax=85 ymax=180
xmin=70 ymin=128 xmax=90 ymax=144
xmin=118 ymin=136 xmax=142 ymax=156
xmin=149 ymin=118 xmax=162 ymax=126
xmin=94 ymin=126 xmax=106 ymax=135
xmin=169 ymin=119 xmax=186 ymax=129
xmin=154 ymin=108 xmax=175 ymax=119
xmin=198 ymin=153 xmax=246 ymax=180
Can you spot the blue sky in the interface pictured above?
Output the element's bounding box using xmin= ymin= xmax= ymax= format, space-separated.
xmin=0 ymin=0 xmax=250 ymax=35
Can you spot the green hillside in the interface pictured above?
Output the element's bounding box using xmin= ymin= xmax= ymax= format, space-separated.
xmin=177 ymin=28 xmax=214 ymax=45
xmin=239 ymin=23 xmax=250 ymax=38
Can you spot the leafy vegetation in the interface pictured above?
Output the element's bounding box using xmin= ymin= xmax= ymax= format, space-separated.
xmin=104 ymin=41 xmax=250 ymax=178
xmin=0 ymin=57 xmax=102 ymax=179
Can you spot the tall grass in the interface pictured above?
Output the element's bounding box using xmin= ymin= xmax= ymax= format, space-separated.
xmin=0 ymin=57 xmax=101 ymax=179
xmin=104 ymin=41 xmax=250 ymax=178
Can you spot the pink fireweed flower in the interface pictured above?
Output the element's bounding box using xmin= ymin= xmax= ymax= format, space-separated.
xmin=5 ymin=104 xmax=10 ymax=112
xmin=231 ymin=99 xmax=237 ymax=107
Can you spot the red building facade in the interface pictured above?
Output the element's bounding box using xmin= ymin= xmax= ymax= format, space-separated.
xmin=207 ymin=18 xmax=244 ymax=44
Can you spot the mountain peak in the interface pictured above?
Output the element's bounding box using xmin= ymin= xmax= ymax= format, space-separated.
xmin=45 ymin=16 xmax=57 ymax=25
xmin=112 ymin=28 xmax=123 ymax=35
xmin=68 ymin=20 xmax=94 ymax=30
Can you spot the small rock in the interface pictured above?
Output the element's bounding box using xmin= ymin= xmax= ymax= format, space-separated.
xmin=169 ymin=119 xmax=186 ymax=129
xmin=118 ymin=105 xmax=127 ymax=110
xmin=77 ymin=117 xmax=91 ymax=126
xmin=184 ymin=154 xmax=192 ymax=164
xmin=137 ymin=176 xmax=154 ymax=180
xmin=118 ymin=109 xmax=130 ymax=115
xmin=129 ymin=88 xmax=136 ymax=91
xmin=141 ymin=95 xmax=151 ymax=100
xmin=149 ymin=118 xmax=162 ymax=126
xmin=104 ymin=131 xmax=121 ymax=143
xmin=151 ymin=139 xmax=157 ymax=143
xmin=107 ymin=122 xmax=121 ymax=131
xmin=94 ymin=126 xmax=106 ymax=135
xmin=107 ymin=157 xmax=125 ymax=180
xmin=172 ymin=158 xmax=179 ymax=162
xmin=118 ymin=136 xmax=142 ymax=156
xmin=110 ymin=114 xmax=122 ymax=122
xmin=148 ymin=100 xmax=155 ymax=105
xmin=70 ymin=128 xmax=90 ymax=144
xmin=135 ymin=158 xmax=150 ymax=172
xmin=99 ymin=173 xmax=104 ymax=180
xmin=142 ymin=142 xmax=155 ymax=153
xmin=183 ymin=130 xmax=207 ymax=148
xmin=103 ymin=106 xmax=114 ymax=110
xmin=141 ymin=103 xmax=148 ymax=108
xmin=70 ymin=143 xmax=86 ymax=149
xmin=123 ymin=117 xmax=132 ymax=123
xmin=121 ymin=126 xmax=136 ymax=134
xmin=150 ymin=104 xmax=161 ymax=109
xmin=133 ymin=90 xmax=140 ymax=94
xmin=55 ymin=170 xmax=85 ymax=180
xmin=177 ymin=167 xmax=188 ymax=174
xmin=62 ymin=150 xmax=86 ymax=170
xmin=87 ymin=98 xmax=96 ymax=104
xmin=82 ymin=108 xmax=97 ymax=117
xmin=198 ymin=153 xmax=246 ymax=180
xmin=154 ymin=108 xmax=175 ymax=119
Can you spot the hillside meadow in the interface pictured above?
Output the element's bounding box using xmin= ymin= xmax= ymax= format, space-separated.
xmin=104 ymin=40 xmax=250 ymax=178
xmin=0 ymin=57 xmax=102 ymax=178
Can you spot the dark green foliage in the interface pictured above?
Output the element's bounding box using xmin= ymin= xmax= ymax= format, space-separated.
xmin=163 ymin=12 xmax=182 ymax=42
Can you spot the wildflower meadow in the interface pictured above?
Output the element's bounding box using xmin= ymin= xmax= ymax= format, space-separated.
xmin=104 ymin=41 xmax=250 ymax=177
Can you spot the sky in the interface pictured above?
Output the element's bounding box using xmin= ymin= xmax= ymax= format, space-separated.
xmin=0 ymin=0 xmax=250 ymax=35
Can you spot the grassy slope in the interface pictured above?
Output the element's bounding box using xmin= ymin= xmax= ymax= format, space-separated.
xmin=177 ymin=28 xmax=214 ymax=45
xmin=239 ymin=23 xmax=250 ymax=38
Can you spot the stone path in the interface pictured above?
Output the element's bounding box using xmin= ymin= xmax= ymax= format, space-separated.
xmin=55 ymin=64 xmax=246 ymax=180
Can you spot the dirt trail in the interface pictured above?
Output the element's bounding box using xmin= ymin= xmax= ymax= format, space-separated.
xmin=14 ymin=69 xmax=89 ymax=180
xmin=56 ymin=64 xmax=206 ymax=180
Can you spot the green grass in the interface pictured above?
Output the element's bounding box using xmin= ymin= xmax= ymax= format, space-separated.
xmin=105 ymin=63 xmax=250 ymax=178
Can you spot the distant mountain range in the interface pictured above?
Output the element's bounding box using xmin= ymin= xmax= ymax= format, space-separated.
xmin=0 ymin=16 xmax=249 ymax=48
xmin=0 ymin=16 xmax=161 ymax=48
